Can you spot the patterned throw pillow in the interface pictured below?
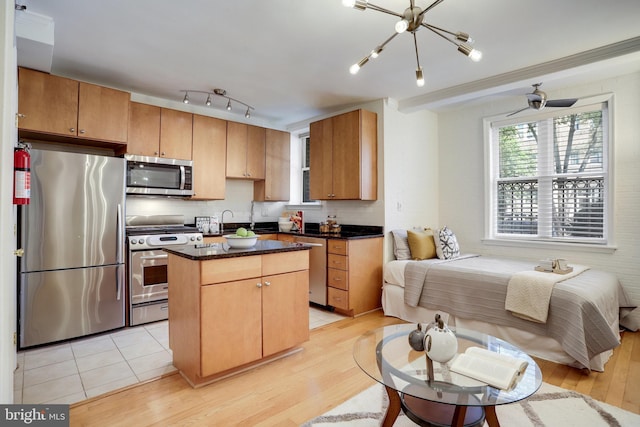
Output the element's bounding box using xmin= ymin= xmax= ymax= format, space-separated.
xmin=435 ymin=226 xmax=460 ymax=259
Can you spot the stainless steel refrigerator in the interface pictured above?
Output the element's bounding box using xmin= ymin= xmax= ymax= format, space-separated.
xmin=18 ymin=148 xmax=126 ymax=348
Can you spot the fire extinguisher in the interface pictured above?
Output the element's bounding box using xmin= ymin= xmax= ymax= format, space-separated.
xmin=13 ymin=143 xmax=31 ymax=205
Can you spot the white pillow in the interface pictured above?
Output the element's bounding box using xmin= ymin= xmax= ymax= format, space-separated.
xmin=434 ymin=226 xmax=460 ymax=259
xmin=391 ymin=229 xmax=411 ymax=260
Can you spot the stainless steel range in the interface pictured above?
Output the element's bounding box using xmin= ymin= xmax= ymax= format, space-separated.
xmin=126 ymin=215 xmax=202 ymax=326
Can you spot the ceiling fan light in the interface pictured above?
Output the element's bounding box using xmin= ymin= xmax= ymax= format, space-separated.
xmin=395 ymin=19 xmax=409 ymax=33
xmin=416 ymin=68 xmax=425 ymax=87
xmin=226 ymin=99 xmax=232 ymax=111
xmin=183 ymin=92 xmax=189 ymax=104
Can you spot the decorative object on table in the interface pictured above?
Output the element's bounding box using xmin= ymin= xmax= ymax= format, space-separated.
xmin=407 ymin=323 xmax=426 ymax=351
xmin=423 ymin=313 xmax=458 ymax=381
xmin=209 ymin=215 xmax=219 ymax=234
xmin=341 ymin=0 xmax=482 ymax=88
xmin=534 ymin=257 xmax=574 ymax=274
xmin=291 ymin=210 xmax=304 ymax=233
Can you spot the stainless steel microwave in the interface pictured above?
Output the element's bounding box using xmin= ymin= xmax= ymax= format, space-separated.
xmin=125 ymin=155 xmax=194 ymax=196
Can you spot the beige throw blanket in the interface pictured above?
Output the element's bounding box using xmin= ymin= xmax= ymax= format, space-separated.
xmin=505 ymin=265 xmax=589 ymax=323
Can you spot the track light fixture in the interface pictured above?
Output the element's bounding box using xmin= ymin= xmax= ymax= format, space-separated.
xmin=343 ymin=0 xmax=482 ymax=88
xmin=179 ymin=88 xmax=255 ymax=118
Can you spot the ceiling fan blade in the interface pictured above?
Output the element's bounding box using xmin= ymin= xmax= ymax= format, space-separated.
xmin=506 ymin=106 xmax=531 ymax=117
xmin=545 ymin=98 xmax=578 ymax=108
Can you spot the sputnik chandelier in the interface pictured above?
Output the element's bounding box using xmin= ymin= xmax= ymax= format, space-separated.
xmin=180 ymin=88 xmax=254 ymax=118
xmin=343 ymin=0 xmax=482 ymax=87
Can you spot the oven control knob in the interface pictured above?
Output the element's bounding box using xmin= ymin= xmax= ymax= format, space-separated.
xmin=190 ymin=236 xmax=196 ymax=241
xmin=130 ymin=239 xmax=137 ymax=245
xmin=138 ymin=239 xmax=144 ymax=244
xmin=196 ymin=236 xmax=202 ymax=241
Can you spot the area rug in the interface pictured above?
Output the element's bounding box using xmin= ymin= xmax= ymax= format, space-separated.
xmin=301 ymin=382 xmax=640 ymax=426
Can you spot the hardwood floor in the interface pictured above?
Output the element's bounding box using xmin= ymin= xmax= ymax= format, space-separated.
xmin=69 ymin=310 xmax=639 ymax=426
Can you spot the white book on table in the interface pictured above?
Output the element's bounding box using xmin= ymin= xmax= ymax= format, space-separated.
xmin=449 ymin=347 xmax=529 ymax=390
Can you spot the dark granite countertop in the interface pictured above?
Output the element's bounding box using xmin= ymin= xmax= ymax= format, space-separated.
xmin=199 ymin=222 xmax=383 ymax=240
xmin=164 ymin=239 xmax=311 ymax=261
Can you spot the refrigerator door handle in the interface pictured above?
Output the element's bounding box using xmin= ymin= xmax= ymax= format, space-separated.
xmin=117 ymin=203 xmax=124 ymax=264
xmin=117 ymin=264 xmax=124 ymax=301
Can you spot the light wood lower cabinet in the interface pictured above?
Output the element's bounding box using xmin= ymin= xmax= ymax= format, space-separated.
xmin=168 ymin=250 xmax=309 ymax=386
xmin=327 ymin=237 xmax=383 ymax=316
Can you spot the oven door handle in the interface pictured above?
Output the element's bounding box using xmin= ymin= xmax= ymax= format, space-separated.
xmin=140 ymin=254 xmax=169 ymax=260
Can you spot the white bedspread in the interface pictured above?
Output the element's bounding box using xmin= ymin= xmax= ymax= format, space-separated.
xmin=505 ymin=265 xmax=589 ymax=323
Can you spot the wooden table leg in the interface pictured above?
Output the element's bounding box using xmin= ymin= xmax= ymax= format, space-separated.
xmin=381 ymin=385 xmax=401 ymax=427
xmin=485 ymin=405 xmax=501 ymax=427
xmin=451 ymin=406 xmax=468 ymax=427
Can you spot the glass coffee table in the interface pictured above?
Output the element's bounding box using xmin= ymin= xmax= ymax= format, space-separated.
xmin=353 ymin=324 xmax=542 ymax=427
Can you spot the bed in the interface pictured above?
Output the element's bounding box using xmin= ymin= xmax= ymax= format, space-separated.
xmin=382 ymin=229 xmax=635 ymax=371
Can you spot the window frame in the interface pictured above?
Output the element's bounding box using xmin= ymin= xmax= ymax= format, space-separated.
xmin=483 ymin=93 xmax=614 ymax=248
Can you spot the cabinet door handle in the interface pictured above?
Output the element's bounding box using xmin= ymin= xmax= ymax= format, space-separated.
xmin=69 ymin=128 xmax=75 ymax=133
xmin=154 ymin=151 xmax=159 ymax=155
xmin=79 ymin=129 xmax=86 ymax=134
xmin=264 ymin=281 xmax=271 ymax=286
xmin=17 ymin=113 xmax=25 ymax=118
xmin=256 ymin=283 xmax=262 ymax=288
xmin=161 ymin=152 xmax=166 ymax=156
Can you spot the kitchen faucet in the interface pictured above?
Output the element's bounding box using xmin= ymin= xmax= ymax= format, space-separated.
xmin=221 ymin=210 xmax=234 ymax=234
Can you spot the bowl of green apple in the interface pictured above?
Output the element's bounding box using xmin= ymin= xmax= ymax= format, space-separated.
xmin=224 ymin=227 xmax=258 ymax=248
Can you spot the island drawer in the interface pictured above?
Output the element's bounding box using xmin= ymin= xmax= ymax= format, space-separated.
xmin=201 ymin=256 xmax=262 ymax=284
xmin=327 ymin=239 xmax=348 ymax=255
xmin=263 ymin=251 xmax=309 ymax=276
xmin=328 ymin=254 xmax=347 ymax=271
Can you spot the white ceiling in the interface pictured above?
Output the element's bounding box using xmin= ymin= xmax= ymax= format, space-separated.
xmin=15 ymin=0 xmax=640 ymax=128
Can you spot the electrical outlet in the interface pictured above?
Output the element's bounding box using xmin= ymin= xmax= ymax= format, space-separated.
xmin=396 ymin=202 xmax=402 ymax=212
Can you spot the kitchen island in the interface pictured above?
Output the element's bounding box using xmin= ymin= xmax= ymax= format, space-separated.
xmin=165 ymin=240 xmax=311 ymax=387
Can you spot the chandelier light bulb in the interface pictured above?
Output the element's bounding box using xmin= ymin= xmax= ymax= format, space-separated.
xmin=342 ymin=0 xmax=355 ymax=7
xmin=469 ymin=49 xmax=482 ymax=62
xmin=245 ymin=108 xmax=251 ymax=119
xmin=182 ymin=92 xmax=189 ymax=104
xmin=349 ymin=63 xmax=361 ymax=74
xmin=416 ymin=68 xmax=425 ymax=87
xmin=226 ymin=99 xmax=232 ymax=111
xmin=205 ymin=94 xmax=212 ymax=106
xmin=395 ymin=19 xmax=409 ymax=33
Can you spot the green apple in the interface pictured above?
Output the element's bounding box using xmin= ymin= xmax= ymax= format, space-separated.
xmin=236 ymin=227 xmax=248 ymax=237
xmin=246 ymin=230 xmax=256 ymax=237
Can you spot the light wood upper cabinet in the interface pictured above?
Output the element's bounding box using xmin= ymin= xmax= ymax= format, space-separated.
xmin=191 ymin=114 xmax=227 ymax=200
xmin=127 ymin=102 xmax=192 ymax=160
xmin=226 ymin=121 xmax=266 ymax=179
xmin=18 ymin=67 xmax=129 ymax=144
xmin=309 ymin=109 xmax=378 ymax=200
xmin=127 ymin=102 xmax=161 ymax=156
xmin=254 ymin=129 xmax=290 ymax=201
xmin=160 ymin=109 xmax=193 ymax=160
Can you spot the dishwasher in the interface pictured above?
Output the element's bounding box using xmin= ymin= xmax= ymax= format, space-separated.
xmin=293 ymin=236 xmax=327 ymax=306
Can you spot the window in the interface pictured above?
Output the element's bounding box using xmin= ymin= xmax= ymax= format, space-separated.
xmin=486 ymin=96 xmax=611 ymax=244
xmin=301 ymin=133 xmax=315 ymax=203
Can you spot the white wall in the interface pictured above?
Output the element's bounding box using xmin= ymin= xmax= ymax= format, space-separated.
xmin=382 ymin=100 xmax=440 ymax=262
xmin=0 ymin=1 xmax=17 ymax=404
xmin=438 ymin=72 xmax=640 ymax=330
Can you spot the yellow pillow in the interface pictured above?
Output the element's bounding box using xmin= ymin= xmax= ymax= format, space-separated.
xmin=407 ymin=229 xmax=437 ymax=260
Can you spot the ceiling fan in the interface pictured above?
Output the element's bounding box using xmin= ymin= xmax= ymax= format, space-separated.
xmin=507 ymin=83 xmax=578 ymax=117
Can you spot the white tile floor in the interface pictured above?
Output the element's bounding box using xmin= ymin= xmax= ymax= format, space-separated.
xmin=14 ymin=306 xmax=346 ymax=405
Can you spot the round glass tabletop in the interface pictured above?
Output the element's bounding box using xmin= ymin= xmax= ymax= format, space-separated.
xmin=353 ymin=323 xmax=542 ymax=407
